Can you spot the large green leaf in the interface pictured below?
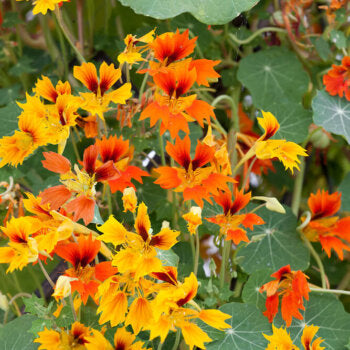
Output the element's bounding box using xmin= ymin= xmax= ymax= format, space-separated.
xmin=118 ymin=0 xmax=260 ymax=25
xmin=312 ymin=90 xmax=350 ymax=144
xmin=0 ymin=102 xmax=21 ymax=138
xmin=339 ymin=172 xmax=350 ymax=212
xmin=235 ymin=206 xmax=310 ymax=274
xmin=237 ymin=48 xmax=309 ymax=108
xmin=0 ymin=315 xmax=38 ymax=349
xmin=205 ymin=303 xmax=271 ymax=349
xmin=273 ymin=293 xmax=350 ymax=350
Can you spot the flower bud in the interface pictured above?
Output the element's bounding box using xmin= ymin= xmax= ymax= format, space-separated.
xmin=183 ymin=206 xmax=202 ymax=235
xmin=52 ymin=276 xmax=78 ymax=301
xmin=0 ymin=292 xmax=9 ymax=312
xmin=122 ymin=187 xmax=137 ymax=213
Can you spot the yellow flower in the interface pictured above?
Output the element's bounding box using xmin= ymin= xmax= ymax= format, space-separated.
xmin=182 ymin=206 xmax=202 ymax=235
xmin=122 ymin=187 xmax=137 ymax=213
xmin=16 ymin=0 xmax=69 ymax=15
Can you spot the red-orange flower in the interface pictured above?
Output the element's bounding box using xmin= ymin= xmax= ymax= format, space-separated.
xmin=206 ymin=188 xmax=264 ymax=244
xmin=260 ymin=265 xmax=310 ymax=327
xmin=154 ymin=136 xmax=234 ymax=207
xmin=323 ymin=56 xmax=350 ymax=101
xmin=302 ymin=190 xmax=350 ymax=260
xmin=140 ymin=63 xmax=215 ymax=138
xmin=95 ymin=135 xmax=148 ymax=193
xmin=55 ymin=234 xmax=118 ymax=304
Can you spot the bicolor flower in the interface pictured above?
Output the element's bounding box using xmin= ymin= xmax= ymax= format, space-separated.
xmin=154 ymin=135 xmax=235 ymax=207
xmin=302 ymin=190 xmax=350 ymax=260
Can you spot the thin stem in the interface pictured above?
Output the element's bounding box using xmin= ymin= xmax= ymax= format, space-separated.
xmin=219 ymin=240 xmax=231 ymax=289
xmin=194 ymin=230 xmax=200 ymax=276
xmin=303 ymin=237 xmax=327 ymax=289
xmin=69 ymin=294 xmax=78 ymax=322
xmin=310 ymin=287 xmax=350 ymax=296
xmin=38 ymin=259 xmax=55 ymax=289
xmin=70 ymin=130 xmax=81 ymax=162
xmin=3 ymin=292 xmax=31 ymax=324
xmin=157 ymin=341 xmax=163 ymax=350
xmin=241 ymin=157 xmax=256 ymax=190
xmin=229 ymin=27 xmax=287 ymax=46
xmin=189 ymin=234 xmax=196 ymax=273
xmin=172 ymin=330 xmax=181 ymax=350
xmin=107 ymin=186 xmax=113 ymax=216
xmin=53 ymin=15 xmax=68 ymax=79
xmin=76 ymin=0 xmax=84 ymax=55
xmin=291 ymin=157 xmax=305 ymax=216
xmin=54 ymin=7 xmax=86 ymax=64
xmin=158 ymin=123 xmax=166 ymax=166
xmin=139 ymin=72 xmax=149 ymax=103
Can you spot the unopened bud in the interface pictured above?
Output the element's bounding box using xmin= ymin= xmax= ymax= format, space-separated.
xmin=52 ymin=276 xmax=78 ymax=301
xmin=0 ymin=292 xmax=8 ymax=312
xmin=253 ymin=196 xmax=286 ymax=214
xmin=122 ymin=187 xmax=137 ymax=213
xmin=161 ymin=221 xmax=170 ymax=229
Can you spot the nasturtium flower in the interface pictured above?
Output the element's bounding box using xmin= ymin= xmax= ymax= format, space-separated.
xmin=118 ymin=29 xmax=155 ymax=66
xmin=95 ymin=135 xmax=149 ymax=193
xmin=34 ymin=322 xmax=91 ymax=350
xmin=0 ymin=216 xmax=41 ymax=272
xmin=16 ymin=0 xmax=69 ymax=15
xmin=154 ymin=135 xmax=235 ymax=207
xmin=323 ymin=56 xmax=350 ymax=100
xmin=147 ymin=272 xmax=231 ymax=350
xmin=260 ymin=265 xmax=310 ymax=327
xmin=40 ymin=146 xmax=117 ymax=224
xmin=86 ymin=327 xmax=150 ymax=350
xmin=98 ymin=202 xmax=179 ymax=278
xmin=206 ymin=188 xmax=264 ymax=244
xmin=140 ymin=62 xmax=215 ymax=138
xmin=122 ymin=187 xmax=137 ymax=213
xmin=263 ymin=324 xmax=325 ymax=350
xmin=183 ymin=206 xmax=202 ymax=235
xmin=33 ymin=75 xmax=71 ymax=103
xmin=302 ymin=190 xmax=350 ymax=260
xmin=73 ymin=62 xmax=132 ymax=120
xmin=54 ymin=234 xmax=118 ymax=304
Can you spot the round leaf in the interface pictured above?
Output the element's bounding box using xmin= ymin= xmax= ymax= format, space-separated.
xmin=312 ymin=90 xmax=350 ymax=144
xmin=235 ymin=206 xmax=310 ymax=273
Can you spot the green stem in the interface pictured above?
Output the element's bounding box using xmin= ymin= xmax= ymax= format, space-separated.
xmin=76 ymin=0 xmax=84 ymax=55
xmin=3 ymin=292 xmax=31 ymax=324
xmin=310 ymin=287 xmax=350 ymax=296
xmin=194 ymin=230 xmax=200 ymax=276
xmin=219 ymin=240 xmax=231 ymax=289
xmin=54 ymin=7 xmax=86 ymax=64
xmin=70 ymin=130 xmax=81 ymax=162
xmin=229 ymin=27 xmax=287 ymax=46
xmin=189 ymin=234 xmax=196 ymax=272
xmin=53 ymin=15 xmax=68 ymax=79
xmin=69 ymin=293 xmax=78 ymax=322
xmin=158 ymin=122 xmax=166 ymax=166
xmin=107 ymin=186 xmax=113 ymax=216
xmin=139 ymin=72 xmax=149 ymax=102
xmin=291 ymin=157 xmax=305 ymax=216
xmin=86 ymin=0 xmax=95 ymax=52
xmin=38 ymin=259 xmax=55 ymax=289
xmin=303 ymin=237 xmax=327 ymax=289
xmin=172 ymin=330 xmax=181 ymax=350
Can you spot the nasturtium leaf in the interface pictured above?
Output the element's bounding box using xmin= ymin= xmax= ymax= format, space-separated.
xmin=0 ymin=84 xmax=21 ymax=106
xmin=0 ymin=315 xmax=38 ymax=349
xmin=339 ymin=172 xmax=350 ymax=212
xmin=9 ymin=55 xmax=36 ymax=76
xmin=273 ymin=293 xmax=350 ymax=350
xmin=2 ymin=12 xmax=22 ymax=28
xmin=23 ymin=294 xmax=54 ymax=318
xmin=137 ymin=177 xmax=167 ymax=212
xmin=313 ymin=37 xmax=331 ymax=61
xmin=118 ymin=0 xmax=260 ymax=25
xmin=242 ymin=269 xmax=272 ymax=311
xmin=237 ymin=47 xmax=309 ymax=108
xmin=235 ymin=206 xmax=310 ymax=274
xmin=56 ymin=304 xmax=76 ymax=328
xmin=330 ymin=29 xmax=347 ymax=49
xmin=205 ymin=303 xmax=271 ymax=349
xmin=156 ymin=248 xmax=179 ymax=267
xmin=0 ymin=102 xmax=21 ymax=138
xmin=312 ymin=90 xmax=350 ymax=144
xmin=258 ymin=103 xmax=312 ymax=143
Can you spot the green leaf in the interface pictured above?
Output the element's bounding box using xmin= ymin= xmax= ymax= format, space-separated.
xmin=0 ymin=102 xmax=21 ymax=138
xmin=237 ymin=47 xmax=309 ymax=108
xmin=118 ymin=0 xmax=261 ymax=25
xmin=339 ymin=172 xmax=350 ymax=212
xmin=242 ymin=269 xmax=272 ymax=311
xmin=330 ymin=30 xmax=347 ymax=49
xmin=312 ymin=90 xmax=350 ymax=144
xmin=313 ymin=37 xmax=331 ymax=61
xmin=156 ymin=248 xmax=179 ymax=267
xmin=0 ymin=84 xmax=21 ymax=106
xmin=273 ymin=293 xmax=350 ymax=350
xmin=56 ymin=304 xmax=75 ymax=328
xmin=9 ymin=56 xmax=36 ymax=76
xmin=2 ymin=12 xmax=22 ymax=28
xmin=137 ymin=177 xmax=167 ymax=212
xmin=205 ymin=303 xmax=271 ymax=349
xmin=0 ymin=315 xmax=38 ymax=349
xmin=235 ymin=206 xmax=310 ymax=274
xmin=258 ymin=104 xmax=312 ymax=143
xmin=23 ymin=295 xmax=53 ymax=318
xmin=28 ymin=318 xmax=54 ymax=335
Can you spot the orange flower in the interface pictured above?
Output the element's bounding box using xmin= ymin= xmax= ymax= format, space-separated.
xmin=95 ymin=135 xmax=149 ymax=193
xmin=54 ymin=234 xmax=118 ymax=304
xmin=302 ymin=190 xmax=350 ymax=260
xmin=206 ymin=188 xmax=264 ymax=244
xmin=259 ymin=265 xmax=310 ymax=327
xmin=33 ymin=75 xmax=71 ymax=103
xmin=140 ymin=63 xmax=215 ymax=138
xmin=150 ymin=29 xmax=197 ymax=67
xmin=323 ymin=56 xmax=350 ymax=101
xmin=154 ymin=136 xmax=235 ymax=207
xmin=40 ymin=147 xmax=117 ymax=224
xmin=73 ymin=62 xmax=132 ymax=120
